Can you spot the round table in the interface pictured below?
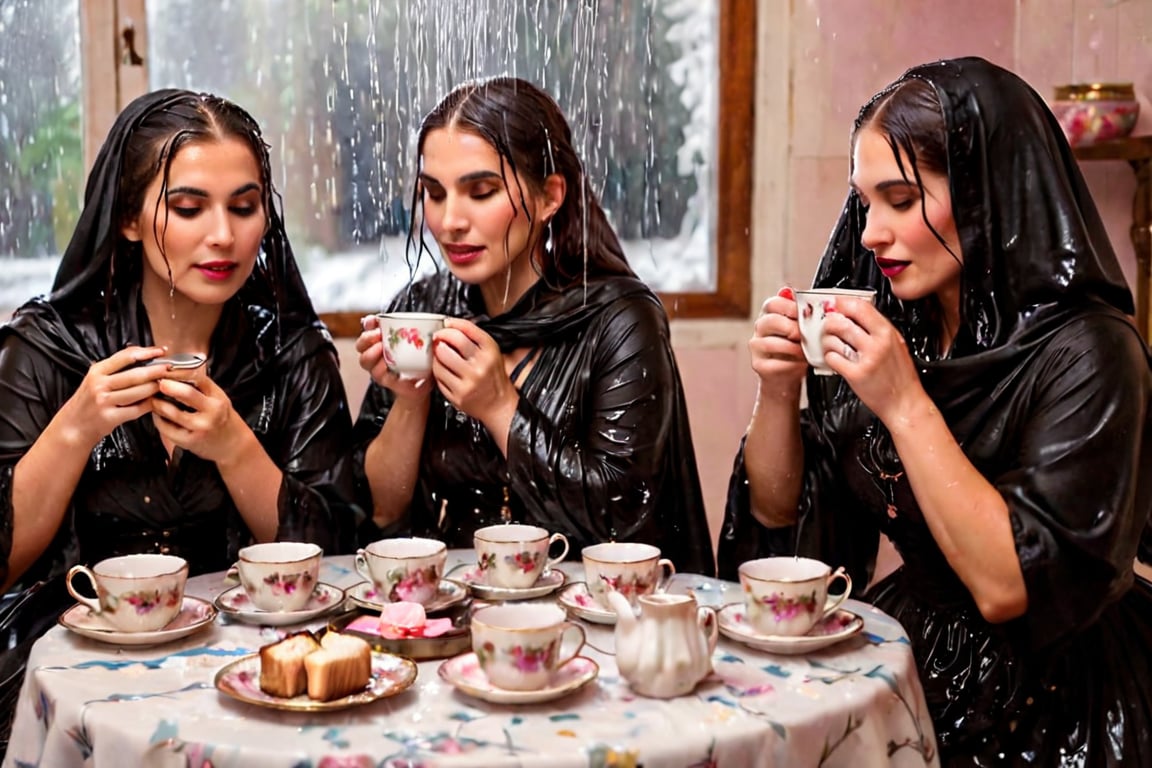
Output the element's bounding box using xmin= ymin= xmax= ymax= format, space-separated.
xmin=4 ymin=552 xmax=939 ymax=767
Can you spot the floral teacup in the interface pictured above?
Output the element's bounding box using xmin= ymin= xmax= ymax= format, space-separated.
xmin=474 ymin=524 xmax=569 ymax=590
xmin=230 ymin=542 xmax=322 ymax=612
xmin=376 ymin=312 xmax=446 ymax=378
xmin=738 ymin=556 xmax=852 ymax=636
xmin=471 ymin=603 xmax=586 ymax=691
xmin=66 ymin=554 xmax=188 ymax=632
xmin=355 ymin=537 xmax=447 ymax=605
xmin=581 ymin=542 xmax=675 ymax=611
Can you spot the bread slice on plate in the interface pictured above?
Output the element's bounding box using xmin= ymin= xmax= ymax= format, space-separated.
xmin=304 ymin=632 xmax=372 ymax=701
xmin=258 ymin=631 xmax=321 ymax=697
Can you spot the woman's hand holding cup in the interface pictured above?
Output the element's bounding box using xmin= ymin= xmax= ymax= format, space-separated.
xmin=750 ymin=287 xmax=808 ymax=391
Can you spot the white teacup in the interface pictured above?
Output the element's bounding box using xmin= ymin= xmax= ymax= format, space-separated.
xmin=738 ymin=556 xmax=853 ymax=636
xmin=231 ymin=542 xmax=322 ymax=612
xmin=471 ymin=603 xmax=586 ymax=691
xmin=355 ymin=537 xmax=447 ymax=605
xmin=377 ymin=311 xmax=447 ymax=378
xmin=581 ymin=542 xmax=675 ymax=610
xmin=474 ymin=524 xmax=569 ymax=590
xmin=794 ymin=288 xmax=877 ymax=375
xmin=66 ymin=554 xmax=188 ymax=633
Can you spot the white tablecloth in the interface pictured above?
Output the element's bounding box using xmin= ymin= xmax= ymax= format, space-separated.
xmin=5 ymin=551 xmax=939 ymax=767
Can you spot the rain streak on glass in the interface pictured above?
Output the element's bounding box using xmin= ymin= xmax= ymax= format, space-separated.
xmin=0 ymin=0 xmax=83 ymax=312
xmin=139 ymin=0 xmax=718 ymax=313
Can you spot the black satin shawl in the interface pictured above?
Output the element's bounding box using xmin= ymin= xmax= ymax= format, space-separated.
xmin=719 ymin=58 xmax=1152 ymax=764
xmin=355 ymin=270 xmax=716 ymax=575
xmin=0 ymin=89 xmax=359 ymax=586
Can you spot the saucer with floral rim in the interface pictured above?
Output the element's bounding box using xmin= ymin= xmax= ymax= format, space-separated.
xmin=717 ymin=603 xmax=864 ymax=655
xmin=215 ymin=649 xmax=418 ymax=712
xmin=347 ymin=579 xmax=467 ymax=614
xmin=448 ymin=567 xmax=567 ymax=602
xmin=555 ymin=582 xmax=618 ymax=625
xmin=59 ymin=595 xmax=217 ymax=646
xmin=214 ymin=582 xmax=344 ymax=627
xmin=438 ymin=651 xmax=599 ymax=704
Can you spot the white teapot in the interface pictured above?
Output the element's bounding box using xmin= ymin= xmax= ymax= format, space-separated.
xmin=608 ymin=590 xmax=718 ymax=699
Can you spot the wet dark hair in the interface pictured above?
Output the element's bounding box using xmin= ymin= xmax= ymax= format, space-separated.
xmin=410 ymin=76 xmax=635 ymax=288
xmin=49 ymin=89 xmax=316 ymax=341
xmin=852 ymin=78 xmax=962 ymax=350
xmin=116 ymin=93 xmax=275 ymax=279
xmin=853 ymin=78 xmax=948 ymax=179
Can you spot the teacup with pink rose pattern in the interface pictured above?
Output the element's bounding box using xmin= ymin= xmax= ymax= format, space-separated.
xmin=581 ymin=542 xmax=675 ymax=610
xmin=376 ymin=312 xmax=446 ymax=378
xmin=355 ymin=537 xmax=447 ymax=605
xmin=738 ymin=556 xmax=853 ymax=636
xmin=471 ymin=603 xmax=586 ymax=690
xmin=474 ymin=524 xmax=569 ymax=590
xmin=66 ymin=553 xmax=188 ymax=632
xmin=230 ymin=542 xmax=322 ymax=612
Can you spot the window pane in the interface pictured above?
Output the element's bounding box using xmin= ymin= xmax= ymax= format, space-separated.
xmin=0 ymin=0 xmax=83 ymax=312
xmin=146 ymin=0 xmax=717 ymax=312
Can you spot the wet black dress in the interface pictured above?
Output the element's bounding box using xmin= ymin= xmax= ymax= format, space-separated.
xmin=719 ymin=58 xmax=1152 ymax=766
xmin=354 ymin=270 xmax=715 ymax=576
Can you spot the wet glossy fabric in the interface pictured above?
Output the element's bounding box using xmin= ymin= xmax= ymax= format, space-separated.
xmin=0 ymin=89 xmax=360 ymax=590
xmin=720 ymin=58 xmax=1152 ymax=765
xmin=354 ymin=270 xmax=715 ymax=575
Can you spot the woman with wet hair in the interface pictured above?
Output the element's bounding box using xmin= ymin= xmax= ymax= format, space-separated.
xmin=0 ymin=87 xmax=358 ymax=623
xmin=353 ymin=77 xmax=714 ymax=575
xmin=720 ymin=57 xmax=1152 ymax=765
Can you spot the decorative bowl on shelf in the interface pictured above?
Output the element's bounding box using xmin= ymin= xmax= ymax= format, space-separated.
xmin=1050 ymin=83 xmax=1140 ymax=147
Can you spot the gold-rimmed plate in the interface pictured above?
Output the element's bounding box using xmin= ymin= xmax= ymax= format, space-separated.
xmin=213 ymin=650 xmax=418 ymax=712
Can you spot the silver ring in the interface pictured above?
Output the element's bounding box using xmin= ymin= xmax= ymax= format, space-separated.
xmin=843 ymin=342 xmax=859 ymax=362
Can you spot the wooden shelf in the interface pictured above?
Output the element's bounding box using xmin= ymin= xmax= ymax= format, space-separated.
xmin=1073 ymin=136 xmax=1152 ymax=341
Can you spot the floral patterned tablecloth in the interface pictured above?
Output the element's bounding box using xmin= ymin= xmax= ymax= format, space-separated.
xmin=5 ymin=552 xmax=938 ymax=768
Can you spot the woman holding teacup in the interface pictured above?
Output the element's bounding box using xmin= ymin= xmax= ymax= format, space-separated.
xmin=0 ymin=88 xmax=360 ymax=718
xmin=352 ymin=77 xmax=714 ymax=576
xmin=720 ymin=58 xmax=1152 ymax=765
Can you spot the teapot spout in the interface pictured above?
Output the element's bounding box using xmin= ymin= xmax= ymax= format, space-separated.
xmin=606 ymin=590 xmax=637 ymax=626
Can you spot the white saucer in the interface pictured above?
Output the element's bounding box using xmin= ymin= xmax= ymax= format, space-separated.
xmin=450 ymin=568 xmax=567 ymax=601
xmin=59 ymin=595 xmax=217 ymax=646
xmin=214 ymin=582 xmax=345 ymax=626
xmin=438 ymin=652 xmax=598 ymax=704
xmin=717 ymin=604 xmax=864 ymax=655
xmin=347 ymin=579 xmax=467 ymax=614
xmin=556 ymin=583 xmax=617 ymax=625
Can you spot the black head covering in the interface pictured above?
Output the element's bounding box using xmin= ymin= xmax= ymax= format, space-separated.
xmin=815 ymin=56 xmax=1134 ymax=355
xmin=24 ymin=88 xmax=323 ymax=375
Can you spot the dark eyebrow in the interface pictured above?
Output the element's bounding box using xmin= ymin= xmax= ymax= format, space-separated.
xmin=849 ymin=178 xmax=918 ymax=194
xmin=418 ymin=170 xmax=502 ymax=186
xmin=166 ymin=182 xmax=261 ymax=198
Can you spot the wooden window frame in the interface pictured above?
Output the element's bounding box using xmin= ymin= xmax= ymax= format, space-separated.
xmin=85 ymin=0 xmax=755 ymax=337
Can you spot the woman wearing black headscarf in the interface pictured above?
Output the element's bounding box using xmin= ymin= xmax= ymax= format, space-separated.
xmin=720 ymin=58 xmax=1152 ymax=765
xmin=352 ymin=77 xmax=714 ymax=575
xmin=0 ymin=89 xmax=358 ymax=596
